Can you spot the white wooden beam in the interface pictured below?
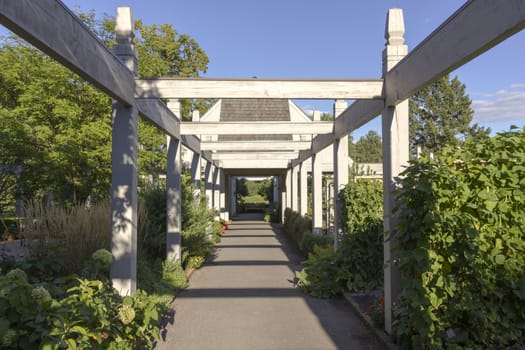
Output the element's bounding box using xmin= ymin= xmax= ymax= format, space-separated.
xmin=136 ymin=99 xmax=180 ymax=139
xmin=136 ymin=78 xmax=384 ymax=99
xmin=201 ymin=141 xmax=311 ymax=151
xmin=220 ymin=159 xmax=290 ymax=169
xmin=211 ymin=152 xmax=299 ymax=160
xmin=385 ymin=0 xmax=525 ymax=106
xmin=291 ymin=100 xmax=384 ymax=167
xmin=0 ymin=0 xmax=135 ymax=106
xmin=181 ymin=122 xmax=333 ymax=135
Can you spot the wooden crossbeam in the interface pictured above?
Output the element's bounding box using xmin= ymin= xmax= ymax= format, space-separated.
xmin=136 ymin=99 xmax=180 ymax=138
xmin=201 ymin=141 xmax=311 ymax=151
xmin=385 ymin=0 xmax=525 ymax=106
xmin=211 ymin=152 xmax=299 ymax=161
xmin=0 ymin=0 xmax=135 ymax=106
xmin=135 ymin=78 xmax=384 ymax=99
xmin=181 ymin=122 xmax=333 ymax=135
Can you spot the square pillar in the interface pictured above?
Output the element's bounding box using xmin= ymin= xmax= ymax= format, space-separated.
xmin=213 ymin=166 xmax=220 ymax=216
xmin=191 ymin=151 xmax=201 ymax=196
xmin=285 ymin=168 xmax=292 ymax=210
xmin=220 ymin=171 xmax=228 ymax=221
xmin=299 ymin=161 xmax=308 ymax=216
xmin=110 ymin=7 xmax=138 ymax=296
xmin=166 ymin=134 xmax=182 ymax=262
xmin=382 ymin=8 xmax=409 ymax=335
xmin=311 ymin=153 xmax=323 ymax=235
xmin=230 ymin=176 xmax=237 ymax=216
xmin=166 ymin=99 xmax=182 ymax=262
xmin=333 ymin=100 xmax=349 ymax=251
xmin=291 ymin=165 xmax=299 ymax=212
xmin=205 ymin=161 xmax=213 ymax=209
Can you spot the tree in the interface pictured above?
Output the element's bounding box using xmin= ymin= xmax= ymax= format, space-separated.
xmin=0 ymin=12 xmax=211 ymax=207
xmin=410 ymin=74 xmax=490 ymax=156
xmin=355 ymin=130 xmax=382 ymax=163
xmin=320 ymin=112 xmax=332 ymax=121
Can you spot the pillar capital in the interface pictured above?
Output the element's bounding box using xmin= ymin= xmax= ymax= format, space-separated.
xmin=114 ymin=7 xmax=137 ymax=76
xmin=383 ymin=8 xmax=408 ymax=74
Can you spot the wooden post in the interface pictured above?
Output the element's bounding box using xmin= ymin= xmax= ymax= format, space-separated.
xmin=291 ymin=165 xmax=299 ymax=212
xmin=311 ymin=153 xmax=323 ymax=235
xmin=333 ymin=99 xmax=349 ymax=250
xmin=299 ymin=161 xmax=308 ymax=216
xmin=285 ymin=168 xmax=292 ymax=210
xmin=110 ymin=7 xmax=138 ymax=295
xmin=204 ymin=161 xmax=213 ymax=209
xmin=382 ymin=8 xmax=409 ymax=335
xmin=166 ymin=99 xmax=182 ymax=262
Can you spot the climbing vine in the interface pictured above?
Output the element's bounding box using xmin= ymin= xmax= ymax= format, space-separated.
xmin=393 ymin=130 xmax=525 ymax=348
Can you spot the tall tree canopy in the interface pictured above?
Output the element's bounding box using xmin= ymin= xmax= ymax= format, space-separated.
xmin=0 ymin=12 xmax=210 ymax=209
xmin=409 ymin=74 xmax=490 ymax=156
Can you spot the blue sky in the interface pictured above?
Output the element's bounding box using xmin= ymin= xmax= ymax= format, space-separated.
xmin=10 ymin=1 xmax=525 ymax=139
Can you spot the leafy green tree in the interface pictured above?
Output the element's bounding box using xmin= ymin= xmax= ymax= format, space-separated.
xmin=0 ymin=11 xmax=211 ymax=207
xmin=257 ymin=179 xmax=274 ymax=202
xmin=354 ymin=130 xmax=382 ymax=163
xmin=320 ymin=112 xmax=332 ymax=121
xmin=410 ymin=74 xmax=490 ymax=156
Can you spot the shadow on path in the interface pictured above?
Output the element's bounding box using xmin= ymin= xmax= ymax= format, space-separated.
xmin=155 ymin=213 xmax=385 ymax=350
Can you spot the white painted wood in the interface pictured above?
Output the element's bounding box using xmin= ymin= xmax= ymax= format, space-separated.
xmin=385 ymin=0 xmax=525 ymax=106
xmin=180 ymin=122 xmax=333 ymax=135
xmin=311 ymin=153 xmax=323 ymax=235
xmin=136 ymin=78 xmax=384 ymax=99
xmin=285 ymin=169 xmax=292 ymax=210
xmin=136 ymin=99 xmax=180 ymax=139
xmin=191 ymin=151 xmax=201 ymax=191
xmin=212 ymin=152 xmax=299 ymax=160
xmin=299 ymin=161 xmax=308 ymax=216
xmin=110 ymin=102 xmax=138 ymax=295
xmin=0 ymin=1 xmax=135 ymax=106
xmin=219 ymin=159 xmax=290 ymax=169
xmin=291 ymin=165 xmax=299 ymax=212
xmin=382 ymin=8 xmax=409 ymax=335
xmin=180 ymin=135 xmax=200 ymax=154
xmin=204 ymin=161 xmax=214 ymax=210
xmin=166 ymin=135 xmax=182 ymax=262
xmin=201 ymin=141 xmax=311 ymax=151
xmin=109 ymin=11 xmax=137 ymax=296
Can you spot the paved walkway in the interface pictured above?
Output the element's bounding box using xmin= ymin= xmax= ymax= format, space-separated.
xmin=155 ymin=214 xmax=385 ymax=350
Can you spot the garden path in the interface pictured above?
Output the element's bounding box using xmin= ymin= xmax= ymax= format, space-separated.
xmin=154 ymin=213 xmax=385 ymax=350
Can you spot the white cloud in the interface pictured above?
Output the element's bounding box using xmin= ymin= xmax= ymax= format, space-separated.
xmin=471 ymin=85 xmax=525 ymax=123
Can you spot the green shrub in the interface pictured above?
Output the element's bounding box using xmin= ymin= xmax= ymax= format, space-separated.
xmin=338 ymin=179 xmax=384 ymax=292
xmin=185 ymin=255 xmax=205 ymax=269
xmin=161 ymin=259 xmax=188 ymax=290
xmin=299 ymin=230 xmax=331 ymax=255
xmin=394 ymin=130 xmax=525 ymax=349
xmin=0 ymin=267 xmax=166 ymax=349
xmin=284 ymin=209 xmax=312 ymax=245
xmin=295 ymin=246 xmax=344 ymax=298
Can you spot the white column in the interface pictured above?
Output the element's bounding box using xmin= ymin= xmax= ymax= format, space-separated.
xmin=110 ymin=7 xmax=138 ymax=296
xmin=280 ymin=174 xmax=286 ymax=223
xmin=231 ymin=176 xmax=237 ymax=216
xmin=204 ymin=161 xmax=213 ymax=209
xmin=219 ymin=169 xmax=227 ymax=221
xmin=291 ymin=165 xmax=299 ymax=212
xmin=166 ymin=100 xmax=182 ymax=262
xmin=285 ymin=168 xmax=292 ymax=210
xmin=333 ymin=99 xmax=349 ymax=251
xmin=273 ymin=176 xmax=279 ymax=206
xmin=299 ymin=161 xmax=308 ymax=216
xmin=382 ymin=8 xmax=409 ymax=335
xmin=213 ymin=165 xmax=220 ymax=216
xmin=311 ymin=153 xmax=323 ymax=235
xmin=190 ymin=151 xmax=201 ymax=196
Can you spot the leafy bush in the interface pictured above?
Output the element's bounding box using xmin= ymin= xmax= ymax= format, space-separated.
xmin=299 ymin=230 xmax=331 ymax=255
xmin=161 ymin=259 xmax=188 ymax=290
xmin=295 ymin=246 xmax=344 ymax=298
xmin=338 ymin=179 xmax=384 ymax=292
xmin=284 ymin=209 xmax=312 ymax=245
xmin=394 ymin=130 xmax=525 ymax=348
xmin=0 ymin=266 xmax=166 ymax=349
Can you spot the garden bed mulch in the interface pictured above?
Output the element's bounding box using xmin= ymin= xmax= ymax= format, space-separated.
xmin=343 ymin=292 xmax=399 ymax=350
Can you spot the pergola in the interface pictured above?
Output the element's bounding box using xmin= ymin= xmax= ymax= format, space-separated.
xmin=1 ymin=0 xmax=523 ymax=334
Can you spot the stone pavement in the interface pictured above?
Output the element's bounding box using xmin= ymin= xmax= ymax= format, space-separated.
xmin=154 ymin=213 xmax=386 ymax=350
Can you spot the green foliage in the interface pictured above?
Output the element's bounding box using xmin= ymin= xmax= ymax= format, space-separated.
xmin=284 ymin=209 xmax=313 ymax=245
xmin=410 ymin=74 xmax=490 ymax=157
xmin=257 ymin=178 xmax=274 ymax=202
xmin=394 ymin=130 xmax=525 ymax=348
xmin=295 ymin=246 xmax=343 ymax=298
xmin=339 ymin=179 xmax=384 ymax=292
xmin=161 ymin=259 xmax=188 ymax=290
xmin=185 ymin=255 xmax=205 ymax=269
xmin=354 ymin=130 xmax=382 ymax=163
xmin=0 ymin=267 xmax=166 ymax=349
xmin=299 ymin=230 xmax=331 ymax=255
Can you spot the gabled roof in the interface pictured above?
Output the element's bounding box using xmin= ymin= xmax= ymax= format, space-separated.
xmin=218 ymin=99 xmax=292 ymax=141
